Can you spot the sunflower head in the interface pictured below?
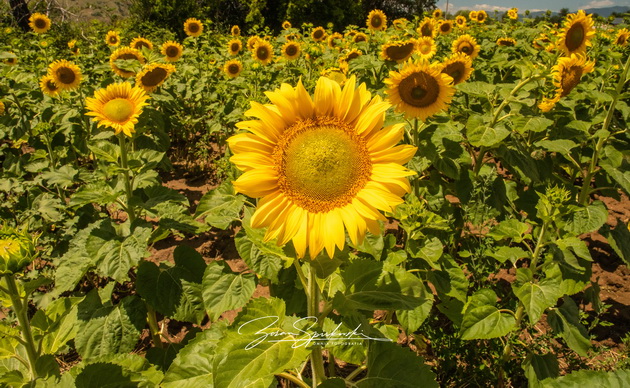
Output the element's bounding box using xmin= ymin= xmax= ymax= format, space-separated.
xmin=85 ymin=82 xmax=150 ymax=137
xmin=452 ymin=34 xmax=481 ymax=59
xmin=497 ymin=37 xmax=517 ymax=47
xmin=381 ymin=39 xmax=416 ymax=63
xmin=228 ymin=76 xmax=416 ymax=259
xmin=3 ymin=53 xmax=17 ymax=66
xmin=440 ymin=53 xmax=474 ymax=85
xmin=393 ymin=18 xmax=408 ymax=30
xmin=476 ymin=10 xmax=488 ymax=23
xmin=247 ymin=36 xmax=260 ymax=51
xmin=228 ymin=39 xmax=242 ymax=56
xmin=327 ymin=32 xmax=343 ymax=49
xmin=29 ymin=13 xmax=51 ymax=34
xmin=552 ymin=53 xmax=595 ymax=98
xmin=614 ymin=28 xmax=629 ymax=46
xmin=282 ymin=21 xmax=292 ymax=30
xmin=110 ymin=47 xmax=145 ymax=78
xmin=417 ymin=17 xmax=436 ymax=38
xmin=455 ymin=15 xmax=467 ymax=28
xmin=343 ymin=49 xmax=362 ymax=62
xmin=224 ymin=59 xmax=243 ymax=78
xmin=161 ymin=41 xmax=184 ymax=62
xmin=507 ymin=8 xmax=518 ymax=20
xmin=311 ymin=26 xmax=327 ymax=42
xmin=253 ymin=40 xmax=274 ymax=65
xmin=558 ymin=10 xmax=595 ymax=55
xmin=184 ymin=18 xmax=204 ymax=37
xmin=438 ymin=20 xmax=453 ymax=35
xmin=0 ymin=101 xmax=4 ymax=115
xmin=130 ymin=37 xmax=153 ymax=51
xmin=106 ymin=30 xmax=121 ymax=46
xmin=282 ymin=41 xmax=301 ymax=60
xmin=416 ymin=37 xmax=436 ymax=60
xmin=136 ymin=63 xmax=175 ymax=93
xmin=433 ymin=9 xmax=443 ymax=19
xmin=469 ymin=10 xmax=478 ymax=21
xmin=366 ymin=9 xmax=387 ymax=31
xmin=39 ymin=74 xmax=61 ymax=97
xmin=230 ymin=25 xmax=241 ymax=36
xmin=0 ymin=225 xmax=36 ymax=275
xmin=385 ymin=60 xmax=455 ymax=121
xmin=48 ymin=60 xmax=82 ymax=91
xmin=353 ymin=32 xmax=368 ymax=43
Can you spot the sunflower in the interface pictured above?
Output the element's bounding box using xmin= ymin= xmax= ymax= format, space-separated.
xmin=557 ymin=10 xmax=595 ymax=55
xmin=385 ymin=61 xmax=455 ymax=121
xmin=452 ymin=34 xmax=481 ymax=59
xmin=247 ymin=36 xmax=260 ymax=51
xmin=327 ymin=32 xmax=343 ymax=49
xmin=230 ymin=25 xmax=241 ymax=36
xmin=533 ymin=33 xmax=552 ymax=50
xmin=228 ymin=76 xmax=416 ymax=259
xmin=455 ymin=15 xmax=467 ymax=28
xmin=282 ymin=21 xmax=292 ymax=30
xmin=311 ymin=27 xmax=327 ymax=42
xmin=48 ymin=60 xmax=82 ymax=91
xmin=438 ymin=20 xmax=454 ymax=35
xmin=393 ymin=18 xmax=408 ymax=30
xmin=469 ymin=10 xmax=478 ymax=21
xmin=161 ymin=41 xmax=184 ymax=62
xmin=381 ymin=39 xmax=416 ymax=63
xmin=184 ymin=18 xmax=203 ymax=37
xmin=417 ymin=17 xmax=436 ymax=38
xmin=507 ymin=8 xmax=518 ymax=20
xmin=85 ymin=82 xmax=150 ymax=137
xmin=282 ymin=41 xmax=301 ymax=60
xmin=39 ymin=74 xmax=61 ymax=97
xmin=110 ymin=47 xmax=145 ymax=78
xmin=224 ymin=60 xmax=243 ymax=78
xmin=539 ymin=54 xmax=594 ymax=111
xmin=228 ymin=39 xmax=242 ymax=56
xmin=615 ymin=28 xmax=630 ymax=46
xmin=321 ymin=67 xmax=347 ymax=85
xmin=130 ymin=37 xmax=153 ymax=51
xmin=135 ymin=63 xmax=175 ymax=93
xmin=432 ymin=9 xmax=443 ymax=19
xmin=29 ymin=13 xmax=51 ymax=34
xmin=3 ymin=53 xmax=17 ymax=66
xmin=439 ymin=53 xmax=474 ymax=85
xmin=68 ymin=39 xmax=80 ymax=55
xmin=416 ymin=37 xmax=437 ymax=60
xmin=366 ymin=9 xmax=387 ymax=31
xmin=0 ymin=101 xmax=4 ymax=115
xmin=353 ymin=32 xmax=368 ymax=43
xmin=343 ymin=49 xmax=362 ymax=62
xmin=106 ymin=30 xmax=121 ymax=46
xmin=253 ymin=40 xmax=273 ymax=65
xmin=476 ymin=10 xmax=488 ymax=23
xmin=496 ymin=37 xmax=516 ymax=47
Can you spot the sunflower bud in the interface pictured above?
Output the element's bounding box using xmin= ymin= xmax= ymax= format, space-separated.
xmin=0 ymin=225 xmax=36 ymax=275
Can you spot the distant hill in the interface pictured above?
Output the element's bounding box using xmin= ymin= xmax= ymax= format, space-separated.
xmin=528 ymin=6 xmax=630 ymax=18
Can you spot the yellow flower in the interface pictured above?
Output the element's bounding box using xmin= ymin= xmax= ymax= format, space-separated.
xmin=366 ymin=9 xmax=387 ymax=31
xmin=417 ymin=17 xmax=436 ymax=38
xmin=385 ymin=61 xmax=455 ymax=121
xmin=85 ymin=82 xmax=149 ymax=137
xmin=476 ymin=10 xmax=488 ymax=23
xmin=253 ymin=40 xmax=273 ymax=65
xmin=130 ymin=37 xmax=153 ymax=51
xmin=455 ymin=15 xmax=467 ymax=28
xmin=231 ymin=25 xmax=241 ymax=36
xmin=105 ymin=30 xmax=121 ymax=46
xmin=184 ymin=18 xmax=204 ymax=37
xmin=433 ymin=9 xmax=443 ymax=19
xmin=438 ymin=20 xmax=453 ymax=35
xmin=507 ymin=8 xmax=518 ymax=20
xmin=282 ymin=41 xmax=301 ymax=60
xmin=48 ymin=60 xmax=82 ymax=91
xmin=343 ymin=49 xmax=362 ymax=62
xmin=380 ymin=39 xmax=416 ymax=63
xmin=228 ymin=39 xmax=242 ymax=56
xmin=353 ymin=32 xmax=368 ymax=43
xmin=557 ymin=10 xmax=595 ymax=55
xmin=247 ymin=36 xmax=260 ymax=51
xmin=552 ymin=54 xmax=595 ymax=98
xmin=29 ymin=13 xmax=51 ymax=34
xmin=327 ymin=32 xmax=343 ymax=49
xmin=311 ymin=26 xmax=327 ymax=42
xmin=393 ymin=18 xmax=408 ymax=30
xmin=135 ymin=63 xmax=175 ymax=93
xmin=110 ymin=47 xmax=145 ymax=78
xmin=416 ymin=37 xmax=436 ymax=60
xmin=496 ymin=37 xmax=517 ymax=47
xmin=224 ymin=59 xmax=243 ymax=78
xmin=0 ymin=225 xmax=36 ymax=275
xmin=228 ymin=76 xmax=416 ymax=258
xmin=614 ymin=28 xmax=629 ymax=46
xmin=3 ymin=53 xmax=17 ymax=66
xmin=452 ymin=34 xmax=481 ymax=59
xmin=39 ymin=74 xmax=61 ymax=97
xmin=538 ymin=95 xmax=560 ymax=112
xmin=161 ymin=41 xmax=184 ymax=62
xmin=282 ymin=21 xmax=292 ymax=30
xmin=0 ymin=101 xmax=4 ymax=115
xmin=439 ymin=53 xmax=474 ymax=85
xmin=469 ymin=10 xmax=478 ymax=21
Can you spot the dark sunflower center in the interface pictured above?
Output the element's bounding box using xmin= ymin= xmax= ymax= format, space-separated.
xmin=566 ymin=24 xmax=585 ymax=51
xmin=46 ymin=80 xmax=58 ymax=91
xmin=118 ymin=53 xmax=139 ymax=61
xmin=371 ymin=16 xmax=382 ymax=28
xmin=478 ymin=14 xmax=485 ymax=22
xmin=347 ymin=52 xmax=360 ymax=61
xmin=231 ymin=43 xmax=240 ymax=52
xmin=399 ymin=71 xmax=440 ymax=108
xmin=141 ymin=67 xmax=168 ymax=87
xmin=35 ymin=19 xmax=47 ymax=29
xmin=619 ymin=35 xmax=627 ymax=45
xmin=444 ymin=63 xmax=465 ymax=84
xmin=459 ymin=42 xmax=472 ymax=54
xmin=257 ymin=47 xmax=269 ymax=60
xmin=228 ymin=64 xmax=240 ymax=74
xmin=135 ymin=41 xmax=150 ymax=49
xmin=354 ymin=34 xmax=366 ymax=42
xmin=421 ymin=24 xmax=432 ymax=37
xmin=385 ymin=42 xmax=415 ymax=61
xmin=440 ymin=23 xmax=450 ymax=32
xmin=560 ymin=65 xmax=583 ymax=97
xmin=110 ymin=36 xmax=118 ymax=44
xmin=189 ymin=23 xmax=200 ymax=33
xmin=313 ymin=30 xmax=324 ymax=40
xmin=166 ymin=46 xmax=179 ymax=57
xmin=285 ymin=45 xmax=298 ymax=56
xmin=57 ymin=67 xmax=76 ymax=84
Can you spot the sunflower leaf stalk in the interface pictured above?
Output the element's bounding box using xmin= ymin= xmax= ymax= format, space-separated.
xmin=118 ymin=134 xmax=136 ymax=223
xmin=307 ymin=265 xmax=327 ymax=386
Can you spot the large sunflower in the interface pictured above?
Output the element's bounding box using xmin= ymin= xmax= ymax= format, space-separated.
xmin=130 ymin=37 xmax=153 ymax=51
xmin=224 ymin=59 xmax=243 ymax=78
xmin=85 ymin=82 xmax=149 ymax=137
xmin=381 ymin=39 xmax=416 ymax=63
xmin=253 ymin=40 xmax=274 ymax=65
xmin=282 ymin=41 xmax=301 ymax=60
xmin=228 ymin=76 xmax=416 ymax=259
xmin=29 ymin=13 xmax=51 ymax=34
xmin=136 ymin=63 xmax=176 ymax=93
xmin=161 ymin=41 xmax=184 ymax=62
xmin=452 ymin=34 xmax=481 ymax=59
xmin=105 ymin=30 xmax=121 ymax=46
xmin=439 ymin=53 xmax=474 ymax=85
xmin=48 ymin=60 xmax=82 ymax=91
xmin=184 ymin=18 xmax=204 ymax=37
xmin=416 ymin=37 xmax=436 ymax=60
xmin=385 ymin=61 xmax=455 ymax=121
xmin=366 ymin=9 xmax=387 ymax=31
xmin=557 ymin=10 xmax=595 ymax=55
xmin=311 ymin=27 xmax=327 ymax=42
xmin=110 ymin=47 xmax=145 ymax=78
xmin=228 ymin=39 xmax=242 ymax=56
xmin=615 ymin=28 xmax=630 ymax=46
xmin=417 ymin=17 xmax=436 ymax=38
xmin=39 ymin=75 xmax=61 ymax=97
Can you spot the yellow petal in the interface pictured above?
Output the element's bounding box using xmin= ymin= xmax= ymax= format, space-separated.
xmin=291 ymin=214 xmax=309 ymax=258
xmin=351 ymin=197 xmax=386 ymax=221
xmin=229 ymin=152 xmax=274 ymax=171
xmin=354 ymin=100 xmax=390 ymax=136
xmin=235 ymin=120 xmax=279 ymax=143
xmin=367 ymin=123 xmax=405 ymax=151
xmin=264 ymin=90 xmax=297 ymax=124
xmin=227 ymin=133 xmax=274 ymax=155
xmin=250 ymin=191 xmax=287 ymax=228
xmin=371 ymin=145 xmax=417 ymax=164
xmin=314 ymin=76 xmax=340 ymax=117
xmin=308 ymin=213 xmax=325 ymax=259
xmin=233 ymin=168 xmax=278 ymax=198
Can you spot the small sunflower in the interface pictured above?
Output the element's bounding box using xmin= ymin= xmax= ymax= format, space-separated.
xmin=110 ymin=47 xmax=145 ymax=78
xmin=224 ymin=60 xmax=243 ymax=78
xmin=161 ymin=41 xmax=184 ymax=62
xmin=433 ymin=9 xmax=443 ymax=19
xmin=366 ymin=9 xmax=387 ymax=31
xmin=557 ymin=10 xmax=595 ymax=55
xmin=344 ymin=49 xmax=362 ymax=62
xmin=438 ymin=20 xmax=454 ymax=35
xmin=68 ymin=40 xmax=80 ymax=55
xmin=253 ymin=40 xmax=273 ymax=65
xmin=615 ymin=28 xmax=630 ymax=46
xmin=439 ymin=53 xmax=474 ymax=85
xmin=130 ymin=37 xmax=153 ymax=51
xmin=228 ymin=76 xmax=416 ymax=259
xmin=228 ymin=39 xmax=242 ymax=56
xmin=282 ymin=41 xmax=301 ymax=60
xmin=416 ymin=37 xmax=437 ymax=60
xmin=393 ymin=18 xmax=408 ymax=30
xmin=136 ymin=63 xmax=175 ymax=93
xmin=353 ymin=32 xmax=368 ymax=43
xmin=184 ymin=18 xmax=204 ymax=37
xmin=327 ymin=32 xmax=343 ymax=49
xmin=385 ymin=61 xmax=455 ymax=121
xmin=231 ymin=25 xmax=241 ymax=36
xmin=381 ymin=39 xmax=416 ymax=63
xmin=469 ymin=11 xmax=478 ymax=21
xmin=455 ymin=15 xmax=467 ymax=28
xmin=247 ymin=36 xmax=260 ymax=51
xmin=417 ymin=17 xmax=436 ymax=38
xmin=496 ymin=37 xmax=517 ymax=47
xmin=29 ymin=13 xmax=51 ymax=34
xmin=0 ymin=225 xmax=36 ymax=274
xmin=3 ymin=53 xmax=17 ymax=66
xmin=452 ymin=34 xmax=481 ymax=59
xmin=39 ymin=74 xmax=61 ymax=97
xmin=282 ymin=21 xmax=292 ymax=30
xmin=311 ymin=26 xmax=327 ymax=42
xmin=105 ymin=30 xmax=121 ymax=46
xmin=85 ymin=82 xmax=150 ymax=137
xmin=507 ymin=8 xmax=518 ymax=20
xmin=48 ymin=60 xmax=82 ymax=91
xmin=476 ymin=10 xmax=488 ymax=23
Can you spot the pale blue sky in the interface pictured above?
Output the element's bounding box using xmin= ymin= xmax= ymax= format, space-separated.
xmin=436 ymin=0 xmax=630 ymax=13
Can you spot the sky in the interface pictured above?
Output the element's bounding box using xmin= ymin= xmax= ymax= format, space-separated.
xmin=435 ymin=0 xmax=630 ymax=13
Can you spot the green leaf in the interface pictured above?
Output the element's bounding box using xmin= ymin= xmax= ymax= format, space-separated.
xmin=487 ymin=219 xmax=530 ymax=243
xmin=547 ymin=297 xmax=591 ymax=357
xmin=562 ymin=201 xmax=608 ymax=235
xmin=69 ymin=182 xmax=120 ymax=208
xmin=602 ymin=220 xmax=630 ymax=266
xmin=513 ymin=268 xmax=562 ymax=325
xmin=467 ymin=123 xmax=510 ymax=148
xmin=428 ymin=256 xmax=469 ymax=302
xmin=513 ymin=116 xmax=554 ymax=134
xmin=72 ymin=354 xmax=163 ymax=388
xmin=88 ymin=141 xmax=120 ymax=163
xmin=41 ymin=165 xmax=79 ymax=187
xmin=407 ymin=237 xmax=443 ymax=269
xmin=202 ymin=261 xmax=256 ymax=321
xmin=535 ymin=140 xmax=577 ymax=156
xmin=458 ymin=81 xmax=495 ymax=97
xmin=600 ymin=160 xmax=630 ymax=195
xmin=523 ymin=352 xmax=559 ymax=385
xmin=195 ymin=183 xmax=245 ymax=229
xmin=540 ymin=369 xmax=630 ymax=387
xmin=460 ymin=289 xmax=516 ymax=340
xmin=395 ymin=271 xmax=433 ymax=333
xmin=488 ymin=246 xmax=529 ymax=264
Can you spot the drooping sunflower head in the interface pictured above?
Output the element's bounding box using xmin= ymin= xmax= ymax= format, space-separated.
xmin=476 ymin=10 xmax=488 ymax=23
xmin=614 ymin=28 xmax=629 ymax=46
xmin=439 ymin=53 xmax=474 ymax=85
xmin=135 ymin=63 xmax=175 ymax=93
xmin=110 ymin=47 xmax=145 ymax=78
xmin=538 ymin=94 xmax=561 ymax=112
xmin=496 ymin=37 xmax=517 ymax=47
xmin=417 ymin=17 xmax=436 ymax=38
xmin=393 ymin=18 xmax=409 ymax=30
xmin=231 ymin=25 xmax=241 ymax=36
xmin=29 ymin=13 xmax=51 ymax=34
xmin=327 ymin=32 xmax=343 ymax=49
xmin=366 ymin=9 xmax=387 ymax=31
xmin=452 ymin=34 xmax=481 ymax=59
xmin=161 ymin=41 xmax=184 ymax=62
xmin=0 ymin=225 xmax=36 ymax=275
xmin=551 ymin=53 xmax=595 ymax=98
xmin=311 ymin=26 xmax=327 ymax=42
xmin=469 ymin=10 xmax=478 ymax=21
xmin=130 ymin=37 xmax=153 ymax=51
xmin=438 ymin=20 xmax=454 ymax=35
xmin=433 ymin=9 xmax=443 ymax=19
xmin=380 ymin=39 xmax=416 ymax=63
xmin=228 ymin=76 xmax=416 ymax=259
xmin=558 ymin=10 xmax=595 ymax=55
xmin=455 ymin=15 xmax=467 ymax=28
xmin=416 ymin=37 xmax=436 ymax=60
xmin=282 ymin=41 xmax=301 ymax=60
xmin=533 ymin=33 xmax=552 ymax=50
xmin=224 ymin=59 xmax=243 ymax=78
xmin=353 ymin=32 xmax=368 ymax=43
xmin=282 ymin=20 xmax=292 ymax=30
xmin=343 ymin=49 xmax=362 ymax=62
xmin=253 ymin=40 xmax=274 ymax=65
xmin=228 ymin=39 xmax=242 ymax=56
xmin=385 ymin=60 xmax=455 ymax=121
xmin=48 ymin=60 xmax=82 ymax=91
xmin=106 ymin=30 xmax=121 ymax=46
xmin=85 ymin=82 xmax=150 ymax=137
xmin=39 ymin=74 xmax=61 ymax=97
xmin=184 ymin=18 xmax=204 ymax=37
xmin=247 ymin=36 xmax=260 ymax=51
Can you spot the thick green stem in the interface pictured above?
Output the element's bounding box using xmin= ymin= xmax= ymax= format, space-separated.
xmin=118 ymin=134 xmax=136 ymax=223
xmin=146 ymin=304 xmax=163 ymax=349
xmin=277 ymin=372 xmax=310 ymax=388
xmin=412 ymin=118 xmax=420 ymax=198
xmin=4 ymin=275 xmax=40 ymax=381
xmin=307 ymin=267 xmax=326 ymax=386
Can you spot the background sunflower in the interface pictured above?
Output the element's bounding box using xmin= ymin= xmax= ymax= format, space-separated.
xmin=184 ymin=18 xmax=203 ymax=37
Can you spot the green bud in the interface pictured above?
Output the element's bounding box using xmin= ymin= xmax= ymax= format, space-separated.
xmin=0 ymin=225 xmax=36 ymax=275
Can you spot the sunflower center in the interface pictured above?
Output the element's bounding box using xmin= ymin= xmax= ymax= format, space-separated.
xmin=285 ymin=45 xmax=298 ymax=56
xmin=560 ymin=65 xmax=583 ymax=97
xmin=141 ymin=67 xmax=168 ymax=87
xmin=313 ymin=30 xmax=324 ymax=40
xmin=440 ymin=23 xmax=450 ymax=32
xmin=56 ymin=67 xmax=76 ymax=85
xmin=109 ymin=36 xmax=118 ymax=44
xmin=385 ymin=42 xmax=415 ymax=61
xmin=399 ymin=71 xmax=440 ymax=108
xmin=103 ymin=98 xmax=135 ymax=123
xmin=419 ymin=44 xmax=431 ymax=54
xmin=421 ymin=24 xmax=432 ymax=37
xmin=459 ymin=42 xmax=472 ymax=54
xmin=34 ymin=19 xmax=47 ymax=29
xmin=566 ymin=24 xmax=585 ymax=51
xmin=135 ymin=41 xmax=150 ymax=50
xmin=371 ymin=16 xmax=382 ymax=28
xmin=231 ymin=43 xmax=240 ymax=52
xmin=46 ymin=80 xmax=58 ymax=91
xmin=189 ymin=23 xmax=200 ymax=33
xmin=166 ymin=46 xmax=179 ymax=57
xmin=275 ymin=117 xmax=371 ymax=212
xmin=347 ymin=52 xmax=360 ymax=61
xmin=228 ymin=64 xmax=240 ymax=74
xmin=445 ymin=63 xmax=464 ymax=84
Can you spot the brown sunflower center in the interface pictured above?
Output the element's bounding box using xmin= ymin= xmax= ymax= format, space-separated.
xmin=228 ymin=64 xmax=240 ymax=74
xmin=285 ymin=45 xmax=298 ymax=56
xmin=274 ymin=116 xmax=371 ymax=212
xmin=354 ymin=34 xmax=367 ymax=42
xmin=141 ymin=67 xmax=168 ymax=87
xmin=371 ymin=16 xmax=382 ymax=28
xmin=109 ymin=36 xmax=118 ymax=44
xmin=385 ymin=42 xmax=415 ymax=61
xmin=34 ymin=18 xmax=47 ymax=29
xmin=188 ymin=23 xmax=200 ymax=33
xmin=399 ymin=71 xmax=440 ymax=108
xmin=134 ymin=40 xmax=150 ymax=50
xmin=617 ymin=35 xmax=627 ymax=45
xmin=103 ymin=98 xmax=134 ymax=123
xmin=256 ymin=46 xmax=269 ymax=60
xmin=166 ymin=46 xmax=179 ymax=57
xmin=440 ymin=23 xmax=450 ymax=32
xmin=560 ymin=65 xmax=583 ymax=97
xmin=118 ymin=53 xmax=140 ymax=61
xmin=347 ymin=52 xmax=360 ymax=61
xmin=565 ymin=23 xmax=585 ymax=51
xmin=46 ymin=79 xmax=58 ymax=91
xmin=458 ymin=42 xmax=473 ymax=54
xmin=444 ymin=63 xmax=465 ymax=84
xmin=56 ymin=67 xmax=76 ymax=85
xmin=420 ymin=23 xmax=433 ymax=37
xmin=313 ymin=30 xmax=324 ymax=40
xmin=478 ymin=14 xmax=486 ymax=22
xmin=231 ymin=43 xmax=240 ymax=52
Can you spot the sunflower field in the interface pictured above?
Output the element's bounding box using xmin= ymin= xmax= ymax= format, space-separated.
xmin=1 ymin=5 xmax=630 ymax=387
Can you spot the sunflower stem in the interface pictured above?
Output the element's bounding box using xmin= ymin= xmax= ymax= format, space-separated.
xmin=118 ymin=134 xmax=136 ymax=223
xmin=146 ymin=303 xmax=163 ymax=349
xmin=307 ymin=266 xmax=326 ymax=386
xmin=413 ymin=118 xmax=420 ymax=198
